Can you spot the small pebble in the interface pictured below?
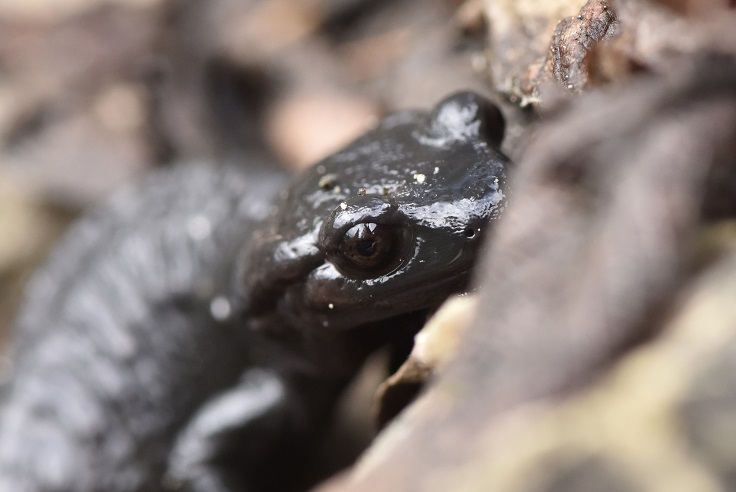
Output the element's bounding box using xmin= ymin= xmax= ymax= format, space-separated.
xmin=319 ymin=174 xmax=338 ymax=190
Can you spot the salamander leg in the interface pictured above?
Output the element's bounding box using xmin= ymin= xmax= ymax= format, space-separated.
xmin=164 ymin=368 xmax=309 ymax=492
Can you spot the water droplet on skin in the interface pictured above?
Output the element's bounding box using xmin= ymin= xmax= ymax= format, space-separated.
xmin=340 ymin=202 xmax=348 ymax=210
xmin=328 ymin=303 xmax=334 ymax=309
xmin=187 ymin=215 xmax=212 ymax=240
xmin=246 ymin=202 xmax=269 ymax=220
xmin=414 ymin=173 xmax=426 ymax=184
xmin=210 ymin=297 xmax=232 ymax=321
xmin=434 ymin=167 xmax=440 ymax=175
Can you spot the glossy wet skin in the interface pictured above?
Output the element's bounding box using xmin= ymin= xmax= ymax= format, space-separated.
xmin=242 ymin=92 xmax=509 ymax=332
xmin=0 ymin=91 xmax=511 ymax=492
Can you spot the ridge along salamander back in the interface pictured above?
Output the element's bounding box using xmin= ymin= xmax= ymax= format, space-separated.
xmin=0 ymin=92 xmax=510 ymax=492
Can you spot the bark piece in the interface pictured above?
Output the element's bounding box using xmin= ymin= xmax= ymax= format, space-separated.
xmin=374 ymin=296 xmax=477 ymax=428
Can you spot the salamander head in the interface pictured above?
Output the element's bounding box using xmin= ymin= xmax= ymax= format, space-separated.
xmin=240 ymin=92 xmax=510 ymax=332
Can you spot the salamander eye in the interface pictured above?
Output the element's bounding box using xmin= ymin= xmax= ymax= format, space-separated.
xmin=336 ymin=222 xmax=397 ymax=274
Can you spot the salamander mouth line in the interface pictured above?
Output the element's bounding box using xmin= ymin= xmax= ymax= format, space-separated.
xmin=295 ymin=267 xmax=475 ymax=333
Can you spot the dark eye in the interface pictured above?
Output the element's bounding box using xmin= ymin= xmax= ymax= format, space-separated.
xmin=337 ymin=222 xmax=397 ymax=274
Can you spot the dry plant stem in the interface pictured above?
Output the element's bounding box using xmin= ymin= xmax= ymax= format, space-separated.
xmin=484 ymin=0 xmax=617 ymax=105
xmin=533 ymin=0 xmax=618 ymax=93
